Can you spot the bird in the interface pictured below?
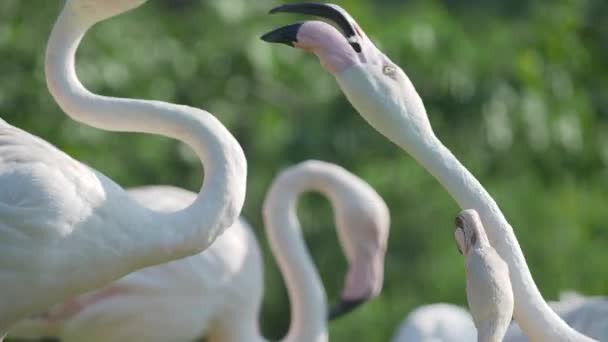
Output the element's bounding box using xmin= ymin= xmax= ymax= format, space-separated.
xmin=392 ymin=292 xmax=608 ymax=342
xmin=455 ymin=209 xmax=513 ymax=342
xmin=391 ymin=303 xmax=477 ymax=342
xmin=392 ymin=210 xmax=514 ymax=342
xmin=7 ymin=160 xmax=390 ymax=342
xmin=7 ymin=187 xmax=262 ymax=342
xmin=261 ymin=3 xmax=596 ymax=341
xmin=0 ymin=0 xmax=246 ymax=335
xmin=505 ymin=292 xmax=608 ymax=341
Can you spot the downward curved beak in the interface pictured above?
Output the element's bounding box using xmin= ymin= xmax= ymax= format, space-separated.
xmin=328 ymin=252 xmax=384 ymax=320
xmin=261 ymin=2 xmax=362 ymax=52
xmin=261 ymin=23 xmax=304 ymax=47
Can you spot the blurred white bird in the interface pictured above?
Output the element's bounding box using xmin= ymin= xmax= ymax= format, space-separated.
xmin=505 ymin=291 xmax=608 ymax=341
xmin=392 ymin=291 xmax=608 ymax=342
xmin=8 ymin=160 xmax=390 ymax=342
xmin=391 ymin=303 xmax=477 ymax=342
xmin=0 ymin=0 xmax=246 ymax=337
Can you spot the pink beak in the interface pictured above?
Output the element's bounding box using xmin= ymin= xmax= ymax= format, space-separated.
xmin=329 ymin=251 xmax=385 ymax=320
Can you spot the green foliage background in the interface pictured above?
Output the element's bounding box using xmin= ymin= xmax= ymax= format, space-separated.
xmin=1 ymin=0 xmax=607 ymax=340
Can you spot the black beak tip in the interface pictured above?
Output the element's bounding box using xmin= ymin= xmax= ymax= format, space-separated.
xmin=268 ymin=5 xmax=284 ymax=14
xmin=328 ymin=297 xmax=368 ymax=321
xmin=260 ymin=23 xmax=304 ymax=47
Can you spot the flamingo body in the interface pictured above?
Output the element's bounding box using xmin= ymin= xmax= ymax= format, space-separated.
xmin=8 ymin=186 xmax=262 ymax=342
xmin=391 ymin=303 xmax=476 ymax=342
xmin=0 ymin=121 xmax=148 ymax=329
xmin=0 ymin=0 xmax=247 ymax=333
xmin=9 ymin=161 xmax=390 ymax=342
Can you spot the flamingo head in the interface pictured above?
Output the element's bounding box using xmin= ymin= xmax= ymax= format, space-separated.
xmin=455 ymin=209 xmax=514 ymax=340
xmin=454 ymin=209 xmax=490 ymax=256
xmin=261 ymin=3 xmax=435 ymax=148
xmin=329 ymin=185 xmax=390 ymax=320
xmin=64 ymin=0 xmax=148 ymax=25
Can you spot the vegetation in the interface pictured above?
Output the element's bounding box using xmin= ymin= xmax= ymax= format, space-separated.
xmin=1 ymin=0 xmax=606 ymax=340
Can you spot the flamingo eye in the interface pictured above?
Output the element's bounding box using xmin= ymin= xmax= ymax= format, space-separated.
xmin=382 ymin=65 xmax=396 ymax=76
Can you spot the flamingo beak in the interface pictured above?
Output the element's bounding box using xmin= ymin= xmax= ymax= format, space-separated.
xmin=328 ymin=297 xmax=367 ymax=320
xmin=261 ymin=2 xmax=362 ymax=53
xmin=328 ymin=251 xmax=384 ymax=320
xmin=260 ymin=22 xmax=304 ymax=47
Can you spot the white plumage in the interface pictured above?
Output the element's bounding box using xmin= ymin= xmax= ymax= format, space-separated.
xmin=8 ymin=186 xmax=261 ymax=342
xmin=457 ymin=210 xmax=513 ymax=342
xmin=392 ymin=293 xmax=608 ymax=342
xmin=505 ymin=292 xmax=608 ymax=341
xmin=9 ymin=160 xmax=390 ymax=342
xmin=0 ymin=0 xmax=246 ymax=335
xmin=391 ymin=304 xmax=476 ymax=342
xmin=393 ymin=210 xmax=515 ymax=342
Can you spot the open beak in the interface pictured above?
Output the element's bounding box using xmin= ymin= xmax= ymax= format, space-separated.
xmin=261 ymin=2 xmax=362 ymax=52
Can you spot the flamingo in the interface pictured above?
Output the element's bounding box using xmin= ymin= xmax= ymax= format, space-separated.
xmin=455 ymin=209 xmax=514 ymax=342
xmin=505 ymin=292 xmax=608 ymax=341
xmin=7 ymin=160 xmax=389 ymax=342
xmin=392 ymin=210 xmax=514 ymax=342
xmin=391 ymin=304 xmax=477 ymax=342
xmin=392 ymin=292 xmax=608 ymax=342
xmin=0 ymin=0 xmax=246 ymax=336
xmin=261 ymin=3 xmax=596 ymax=340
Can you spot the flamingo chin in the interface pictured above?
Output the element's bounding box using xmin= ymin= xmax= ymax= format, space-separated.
xmin=294 ymin=21 xmax=358 ymax=74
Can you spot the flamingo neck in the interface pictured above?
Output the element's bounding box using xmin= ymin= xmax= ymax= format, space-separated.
xmin=398 ymin=117 xmax=594 ymax=342
xmin=45 ymin=4 xmax=247 ymax=266
xmin=263 ymin=161 xmax=369 ymax=342
xmin=335 ymin=66 xmax=594 ymax=341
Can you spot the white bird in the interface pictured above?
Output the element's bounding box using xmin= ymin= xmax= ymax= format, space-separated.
xmin=392 ymin=210 xmax=514 ymax=342
xmin=455 ymin=209 xmax=514 ymax=342
xmin=392 ymin=292 xmax=608 ymax=342
xmin=391 ymin=304 xmax=477 ymax=342
xmin=7 ymin=160 xmax=390 ymax=342
xmin=261 ymin=3 xmax=596 ymax=341
xmin=505 ymin=292 xmax=608 ymax=341
xmin=0 ymin=0 xmax=246 ymax=336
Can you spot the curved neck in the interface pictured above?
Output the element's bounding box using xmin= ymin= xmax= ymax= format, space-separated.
xmin=379 ymin=112 xmax=594 ymax=340
xmin=45 ymin=4 xmax=246 ymax=265
xmin=263 ymin=163 xmax=362 ymax=342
